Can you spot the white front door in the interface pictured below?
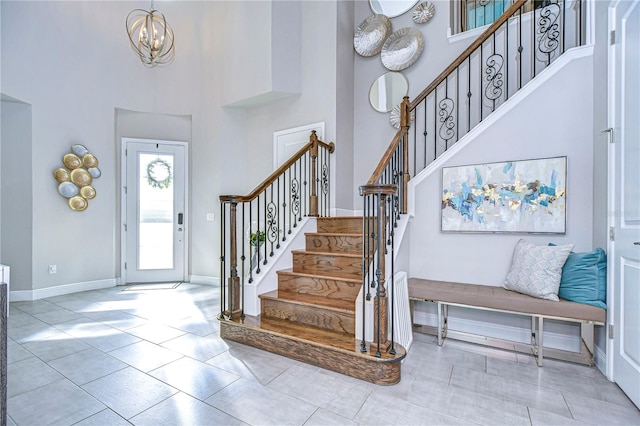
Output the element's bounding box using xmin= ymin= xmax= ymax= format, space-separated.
xmin=122 ymin=139 xmax=187 ymax=283
xmin=609 ymin=0 xmax=640 ymax=409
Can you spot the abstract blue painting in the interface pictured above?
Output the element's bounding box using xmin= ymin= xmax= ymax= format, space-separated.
xmin=441 ymin=157 xmax=567 ymax=233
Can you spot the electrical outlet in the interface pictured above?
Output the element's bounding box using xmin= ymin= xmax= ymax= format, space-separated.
xmin=48 ymin=264 xmax=57 ymax=274
xmin=206 ymin=213 xmax=215 ymax=222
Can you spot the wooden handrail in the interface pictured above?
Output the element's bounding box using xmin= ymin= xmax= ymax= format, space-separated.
xmin=366 ymin=127 xmax=407 ymax=185
xmin=220 ymin=131 xmax=335 ymax=203
xmin=409 ymin=0 xmax=527 ymax=110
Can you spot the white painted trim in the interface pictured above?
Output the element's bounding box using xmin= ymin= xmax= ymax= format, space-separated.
xmin=10 ymin=279 xmax=117 ymax=302
xmin=189 ymin=275 xmax=220 ymax=286
xmin=407 ymin=44 xmax=595 ymax=217
xmin=414 ymin=311 xmax=580 ymax=352
xmin=331 ymin=208 xmax=358 ymax=217
xmin=595 ymin=345 xmax=607 ymax=376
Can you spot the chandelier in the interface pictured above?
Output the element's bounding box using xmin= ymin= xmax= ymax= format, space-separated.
xmin=126 ymin=1 xmax=175 ymax=67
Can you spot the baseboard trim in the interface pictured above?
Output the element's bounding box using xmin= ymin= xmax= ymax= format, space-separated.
xmin=413 ymin=311 xmax=580 ymax=352
xmin=594 ymin=345 xmax=607 ymax=375
xmin=189 ymin=275 xmax=220 ymax=286
xmin=10 ymin=278 xmax=117 ymax=302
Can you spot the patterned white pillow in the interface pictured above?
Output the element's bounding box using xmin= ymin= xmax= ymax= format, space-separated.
xmin=504 ymin=239 xmax=574 ymax=301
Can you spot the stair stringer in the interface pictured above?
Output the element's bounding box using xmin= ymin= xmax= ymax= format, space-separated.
xmin=243 ymin=217 xmax=316 ymax=316
xmin=407 ymin=44 xmax=594 ymax=217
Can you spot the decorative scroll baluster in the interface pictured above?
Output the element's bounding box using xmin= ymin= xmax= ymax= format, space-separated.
xmin=535 ymin=1 xmax=561 ymax=68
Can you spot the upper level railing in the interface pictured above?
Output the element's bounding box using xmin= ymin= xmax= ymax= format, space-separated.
xmin=361 ymin=0 xmax=584 ymax=355
xmin=219 ymin=131 xmax=334 ymax=319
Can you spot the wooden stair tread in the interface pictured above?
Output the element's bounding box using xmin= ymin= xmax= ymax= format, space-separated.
xmin=291 ymin=250 xmax=361 ymax=258
xmin=260 ymin=290 xmax=355 ymax=313
xmin=226 ymin=315 xmax=404 ymax=361
xmin=277 ymin=269 xmax=362 ymax=284
xmin=305 ymin=232 xmax=362 ymax=237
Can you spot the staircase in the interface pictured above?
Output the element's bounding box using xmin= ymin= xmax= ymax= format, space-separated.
xmin=219 ymin=0 xmax=585 ymax=386
xmin=219 ymin=216 xmax=405 ymax=385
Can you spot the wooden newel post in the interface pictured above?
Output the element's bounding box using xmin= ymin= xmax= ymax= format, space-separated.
xmin=228 ymin=202 xmax=241 ymax=318
xmin=400 ymin=96 xmax=411 ymax=214
xmin=360 ymin=184 xmax=397 ymax=354
xmin=309 ymin=130 xmax=319 ymax=217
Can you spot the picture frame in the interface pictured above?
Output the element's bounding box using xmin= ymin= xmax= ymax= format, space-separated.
xmin=441 ymin=156 xmax=567 ymax=233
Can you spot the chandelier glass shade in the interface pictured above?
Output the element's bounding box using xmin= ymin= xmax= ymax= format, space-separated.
xmin=126 ymin=4 xmax=175 ymax=67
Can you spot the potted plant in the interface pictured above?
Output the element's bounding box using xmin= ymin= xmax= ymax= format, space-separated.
xmin=250 ymin=231 xmax=265 ymax=267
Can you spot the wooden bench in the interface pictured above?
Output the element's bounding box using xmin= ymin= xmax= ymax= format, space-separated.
xmin=408 ymin=278 xmax=606 ymax=366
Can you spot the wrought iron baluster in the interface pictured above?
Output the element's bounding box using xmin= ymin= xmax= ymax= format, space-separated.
xmin=263 ymin=191 xmax=268 ymax=264
xmin=468 ymin=56 xmax=472 ymax=133
xmin=256 ymin=195 xmax=261 ymax=273
xmin=219 ymin=202 xmax=225 ymax=318
xmin=303 ymin=153 xmax=307 ymax=217
xmin=506 ymin=10 xmax=510 ymax=101
xmin=423 ymin=98 xmax=427 ymax=172
xmin=248 ymin=201 xmax=254 ymax=283
xmin=240 ymin=203 xmax=245 ymax=318
xmin=562 ymin=0 xmax=566 ymax=54
xmin=578 ymin=0 xmax=582 ymax=46
xmin=518 ymin=6 xmax=523 ymax=90
xmin=456 ymin=66 xmax=460 ymax=143
xmin=480 ymin=41 xmax=484 ymax=121
xmin=267 ymin=185 xmax=277 ymax=257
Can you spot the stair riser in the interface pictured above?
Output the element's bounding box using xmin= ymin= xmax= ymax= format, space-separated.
xmin=306 ymin=235 xmax=363 ymax=254
xmin=220 ymin=321 xmax=402 ymax=385
xmin=316 ymin=217 xmax=370 ymax=234
xmin=261 ymin=298 xmax=354 ymax=334
xmin=277 ymin=273 xmax=360 ymax=301
xmin=293 ymin=253 xmax=361 ymax=280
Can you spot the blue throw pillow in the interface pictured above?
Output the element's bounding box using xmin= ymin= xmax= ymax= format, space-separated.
xmin=550 ymin=244 xmax=606 ymax=309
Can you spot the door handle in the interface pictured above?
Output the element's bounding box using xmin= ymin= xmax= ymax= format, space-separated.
xmin=634 ymin=242 xmax=640 ymax=246
xmin=178 ymin=213 xmax=183 ymax=225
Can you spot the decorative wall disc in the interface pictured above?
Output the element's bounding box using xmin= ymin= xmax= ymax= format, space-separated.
xmin=70 ymin=168 xmax=92 ymax=187
xmin=63 ymin=153 xmax=82 ymax=170
xmin=71 ymin=144 xmax=89 ymax=157
xmin=58 ymin=182 xmax=79 ymax=198
xmin=54 ymin=168 xmax=71 ymax=183
xmin=68 ymin=196 xmax=88 ymax=211
xmin=88 ymin=167 xmax=102 ymax=178
xmin=381 ymin=27 xmax=425 ymax=71
xmin=82 ymin=153 xmax=99 ymax=168
xmin=80 ymin=186 xmax=96 ymax=200
xmin=354 ymin=14 xmax=392 ymax=57
xmin=412 ymin=2 xmax=435 ymax=24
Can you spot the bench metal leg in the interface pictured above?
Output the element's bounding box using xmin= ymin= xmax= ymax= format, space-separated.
xmin=581 ymin=322 xmax=596 ymax=366
xmin=531 ymin=316 xmax=544 ymax=367
xmin=437 ymin=302 xmax=448 ymax=346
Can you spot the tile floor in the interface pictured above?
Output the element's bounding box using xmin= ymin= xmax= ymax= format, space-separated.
xmin=5 ymin=283 xmax=640 ymax=426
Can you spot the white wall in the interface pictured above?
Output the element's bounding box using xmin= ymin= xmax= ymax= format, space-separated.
xmin=0 ymin=0 xmax=342 ymax=294
xmin=0 ymin=100 xmax=32 ymax=292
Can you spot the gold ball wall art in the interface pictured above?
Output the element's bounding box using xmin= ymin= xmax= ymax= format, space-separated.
xmin=54 ymin=144 xmax=101 ymax=211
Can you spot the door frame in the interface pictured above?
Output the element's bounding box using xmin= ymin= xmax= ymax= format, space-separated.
xmin=120 ymin=137 xmax=189 ymax=284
